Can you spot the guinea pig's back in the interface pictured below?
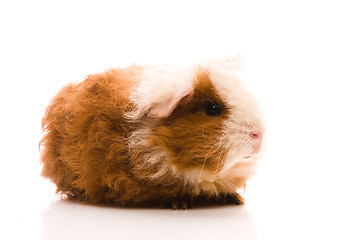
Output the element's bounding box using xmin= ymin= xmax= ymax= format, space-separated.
xmin=40 ymin=66 xmax=142 ymax=202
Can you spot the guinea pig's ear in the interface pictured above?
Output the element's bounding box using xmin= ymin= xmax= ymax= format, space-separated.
xmin=148 ymin=85 xmax=192 ymax=118
xmin=127 ymin=66 xmax=194 ymax=120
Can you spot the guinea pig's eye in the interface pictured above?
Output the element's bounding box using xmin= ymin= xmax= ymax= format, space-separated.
xmin=203 ymin=100 xmax=222 ymax=116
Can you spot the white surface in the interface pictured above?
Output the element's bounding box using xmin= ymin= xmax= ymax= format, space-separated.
xmin=1 ymin=0 xmax=361 ymax=239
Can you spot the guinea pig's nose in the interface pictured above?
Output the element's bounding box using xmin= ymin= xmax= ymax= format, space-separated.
xmin=250 ymin=130 xmax=262 ymax=140
xmin=250 ymin=130 xmax=263 ymax=154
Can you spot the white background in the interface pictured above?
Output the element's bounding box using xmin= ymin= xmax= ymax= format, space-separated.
xmin=1 ymin=0 xmax=360 ymax=239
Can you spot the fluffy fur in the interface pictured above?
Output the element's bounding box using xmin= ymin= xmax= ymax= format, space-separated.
xmin=40 ymin=59 xmax=264 ymax=209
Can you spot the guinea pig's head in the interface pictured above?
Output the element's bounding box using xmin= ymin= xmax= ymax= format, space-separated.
xmin=128 ymin=59 xmax=264 ymax=184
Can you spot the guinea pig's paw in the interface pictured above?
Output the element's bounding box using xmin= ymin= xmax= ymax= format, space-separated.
xmin=172 ymin=197 xmax=192 ymax=210
xmin=161 ymin=197 xmax=192 ymax=210
xmin=222 ymin=193 xmax=245 ymax=205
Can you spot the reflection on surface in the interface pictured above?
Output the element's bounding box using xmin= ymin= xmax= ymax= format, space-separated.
xmin=41 ymin=200 xmax=257 ymax=240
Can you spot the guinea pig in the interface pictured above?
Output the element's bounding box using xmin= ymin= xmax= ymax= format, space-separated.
xmin=40 ymin=58 xmax=264 ymax=209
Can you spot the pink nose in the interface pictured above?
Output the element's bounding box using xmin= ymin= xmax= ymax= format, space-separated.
xmin=250 ymin=130 xmax=263 ymax=154
xmin=250 ymin=130 xmax=262 ymax=140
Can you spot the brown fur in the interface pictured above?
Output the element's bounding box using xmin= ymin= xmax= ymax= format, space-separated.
xmin=40 ymin=66 xmax=246 ymax=209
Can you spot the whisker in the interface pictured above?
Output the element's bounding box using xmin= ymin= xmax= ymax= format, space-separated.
xmin=198 ymin=132 xmax=226 ymax=182
xmin=211 ymin=149 xmax=225 ymax=181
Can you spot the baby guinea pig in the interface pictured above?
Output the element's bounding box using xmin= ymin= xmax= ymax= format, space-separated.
xmin=40 ymin=58 xmax=265 ymax=209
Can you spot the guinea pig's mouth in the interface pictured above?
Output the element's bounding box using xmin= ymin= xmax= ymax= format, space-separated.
xmin=241 ymin=153 xmax=259 ymax=161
